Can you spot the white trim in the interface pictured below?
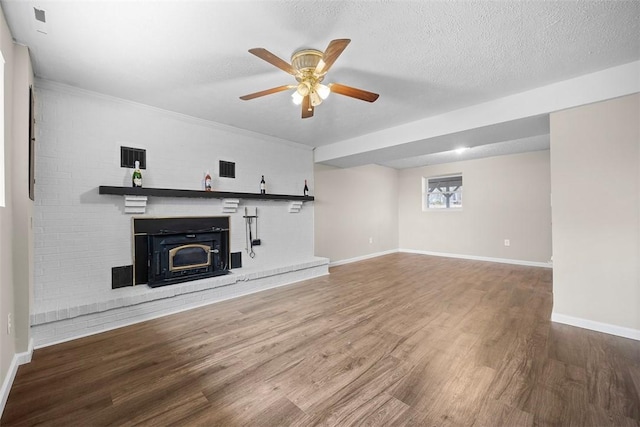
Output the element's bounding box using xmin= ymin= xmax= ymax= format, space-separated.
xmin=16 ymin=339 xmax=34 ymax=365
xmin=398 ymin=248 xmax=553 ymax=268
xmin=34 ymin=78 xmax=312 ymax=152
xmin=1 ymin=339 xmax=34 ymax=418
xmin=329 ymin=249 xmax=399 ymax=267
xmin=552 ymin=312 xmax=640 ymax=341
xmin=0 ymin=357 xmax=18 ymax=418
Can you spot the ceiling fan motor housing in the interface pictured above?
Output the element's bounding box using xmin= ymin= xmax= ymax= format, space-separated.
xmin=291 ymin=49 xmax=325 ymax=82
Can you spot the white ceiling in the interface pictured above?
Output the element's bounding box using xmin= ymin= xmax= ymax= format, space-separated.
xmin=2 ymin=1 xmax=639 ymax=168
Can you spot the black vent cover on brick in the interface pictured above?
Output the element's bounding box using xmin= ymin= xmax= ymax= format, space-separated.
xmin=112 ymin=265 xmax=133 ymax=289
xmin=219 ymin=160 xmax=235 ymax=178
xmin=231 ymin=252 xmax=242 ymax=269
xmin=121 ymin=147 xmax=146 ymax=169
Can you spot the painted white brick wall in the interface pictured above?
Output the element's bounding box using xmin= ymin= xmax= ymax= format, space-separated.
xmin=33 ymin=80 xmax=320 ymax=338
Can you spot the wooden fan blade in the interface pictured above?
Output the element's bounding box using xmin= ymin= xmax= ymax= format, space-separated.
xmin=239 ymin=85 xmax=294 ymax=100
xmin=248 ymin=48 xmax=297 ymax=75
xmin=329 ymin=83 xmax=379 ymax=102
xmin=315 ymin=39 xmax=351 ymax=74
xmin=302 ymin=95 xmax=314 ymax=119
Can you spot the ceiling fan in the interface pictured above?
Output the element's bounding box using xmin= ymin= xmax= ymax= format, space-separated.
xmin=239 ymin=39 xmax=379 ymax=119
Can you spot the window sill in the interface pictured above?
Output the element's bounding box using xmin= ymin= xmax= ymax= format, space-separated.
xmin=422 ymin=207 xmax=463 ymax=212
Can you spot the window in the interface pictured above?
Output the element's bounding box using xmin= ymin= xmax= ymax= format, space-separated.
xmin=423 ymin=174 xmax=462 ymax=210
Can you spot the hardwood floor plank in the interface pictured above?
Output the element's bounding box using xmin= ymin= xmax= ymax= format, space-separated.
xmin=1 ymin=387 xmax=113 ymax=426
xmin=98 ymin=391 xmax=210 ymax=427
xmin=389 ymin=347 xmax=475 ymax=414
xmin=196 ymin=373 xmax=306 ymax=425
xmin=419 ymin=363 xmax=496 ymax=426
xmin=307 ymin=392 xmax=410 ymax=426
xmin=244 ymin=396 xmax=311 ymax=427
xmin=2 ymin=253 xmax=639 ymax=426
xmin=471 ymin=399 xmax=534 ymax=427
xmin=520 ymin=358 xmax=589 ymax=425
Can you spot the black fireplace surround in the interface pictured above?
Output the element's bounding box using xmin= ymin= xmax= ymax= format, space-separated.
xmin=133 ymin=217 xmax=230 ymax=287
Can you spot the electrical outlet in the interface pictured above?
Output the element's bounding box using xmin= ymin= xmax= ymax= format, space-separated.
xmin=369 ymin=237 xmax=373 ymax=244
xmin=7 ymin=313 xmax=11 ymax=335
xmin=504 ymin=239 xmax=510 ymax=247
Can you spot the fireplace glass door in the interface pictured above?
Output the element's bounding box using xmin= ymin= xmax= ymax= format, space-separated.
xmin=169 ymin=244 xmax=212 ymax=271
xmin=147 ymin=231 xmax=226 ymax=287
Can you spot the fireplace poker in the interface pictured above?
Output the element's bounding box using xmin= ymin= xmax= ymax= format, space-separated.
xmin=249 ymin=220 xmax=255 ymax=258
xmin=252 ymin=207 xmax=261 ymax=246
xmin=244 ymin=207 xmax=256 ymax=258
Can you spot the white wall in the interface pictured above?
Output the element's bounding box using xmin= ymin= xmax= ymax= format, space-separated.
xmin=398 ymin=151 xmax=552 ymax=264
xmin=551 ymin=94 xmax=639 ymax=336
xmin=11 ymin=45 xmax=33 ymax=354
xmin=0 ymin=4 xmax=15 ymax=408
xmin=33 ymin=81 xmax=316 ymax=326
xmin=0 ymin=5 xmax=34 ymax=416
xmin=314 ymin=163 xmax=398 ymax=263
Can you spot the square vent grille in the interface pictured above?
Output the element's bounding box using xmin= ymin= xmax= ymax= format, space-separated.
xmin=112 ymin=265 xmax=133 ymax=289
xmin=121 ymin=146 xmax=146 ymax=169
xmin=219 ymin=160 xmax=235 ymax=178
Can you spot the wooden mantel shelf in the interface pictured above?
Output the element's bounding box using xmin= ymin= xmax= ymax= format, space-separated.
xmin=98 ymin=186 xmax=314 ymax=202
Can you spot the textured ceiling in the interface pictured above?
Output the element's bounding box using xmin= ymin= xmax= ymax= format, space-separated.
xmin=2 ymin=0 xmax=639 ymax=167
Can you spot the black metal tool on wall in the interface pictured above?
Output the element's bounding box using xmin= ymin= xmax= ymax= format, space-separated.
xmin=243 ymin=207 xmax=260 ymax=258
xmin=252 ymin=207 xmax=261 ymax=246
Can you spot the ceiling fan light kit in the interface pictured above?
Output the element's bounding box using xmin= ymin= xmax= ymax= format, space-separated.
xmin=240 ymin=39 xmax=379 ymax=119
xmin=291 ymin=91 xmax=304 ymax=105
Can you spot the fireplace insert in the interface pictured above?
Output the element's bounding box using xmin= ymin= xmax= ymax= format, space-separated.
xmin=133 ymin=217 xmax=230 ymax=288
xmin=147 ymin=231 xmax=228 ymax=287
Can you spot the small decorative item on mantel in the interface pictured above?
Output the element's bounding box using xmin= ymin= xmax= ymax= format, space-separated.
xmin=204 ymin=170 xmax=212 ymax=191
xmin=132 ymin=160 xmax=142 ymax=188
xmin=303 ymin=179 xmax=309 ymax=196
xmin=260 ymin=175 xmax=266 ymax=194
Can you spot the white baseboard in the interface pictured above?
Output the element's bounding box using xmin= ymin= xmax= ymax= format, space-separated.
xmin=552 ymin=312 xmax=640 ymax=341
xmin=1 ymin=338 xmax=34 ymax=418
xmin=329 ymin=249 xmax=399 ymax=267
xmin=398 ymin=248 xmax=553 ymax=268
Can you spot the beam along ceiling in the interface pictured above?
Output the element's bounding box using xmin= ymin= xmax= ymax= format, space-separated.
xmin=1 ymin=1 xmax=639 ymax=168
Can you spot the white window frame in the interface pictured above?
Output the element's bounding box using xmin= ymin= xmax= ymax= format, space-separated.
xmin=422 ymin=174 xmax=463 ymax=211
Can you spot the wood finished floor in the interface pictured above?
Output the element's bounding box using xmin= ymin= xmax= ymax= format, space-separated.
xmin=3 ymin=253 xmax=640 ymax=426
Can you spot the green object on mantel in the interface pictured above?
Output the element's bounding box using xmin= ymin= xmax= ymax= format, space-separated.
xmin=98 ymin=186 xmax=314 ymax=202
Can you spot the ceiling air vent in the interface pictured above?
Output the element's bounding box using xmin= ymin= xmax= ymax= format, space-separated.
xmin=33 ymin=8 xmax=46 ymax=23
xmin=33 ymin=7 xmax=47 ymax=34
